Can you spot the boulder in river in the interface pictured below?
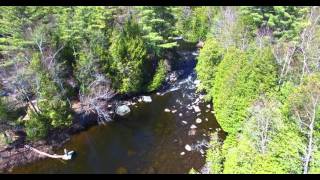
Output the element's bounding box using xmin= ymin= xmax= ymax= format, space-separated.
xmin=190 ymin=124 xmax=197 ymax=129
xmin=182 ymin=121 xmax=187 ymax=125
xmin=196 ymin=118 xmax=202 ymax=124
xmin=206 ymin=104 xmax=211 ymax=109
xmin=193 ymin=105 xmax=201 ymax=113
xmin=188 ymin=129 xmax=196 ymax=136
xmin=141 ymin=96 xmax=152 ymax=103
xmin=180 ymin=152 xmax=185 ymax=156
xmin=194 ymin=80 xmax=200 ymax=86
xmin=179 ymin=113 xmax=183 ymax=117
xmin=116 ymin=105 xmax=131 ymax=116
xmin=169 ymin=72 xmax=178 ymax=82
xmin=164 ymin=108 xmax=171 ymax=112
xmin=171 ymin=109 xmax=177 ymax=113
xmin=185 ymin=144 xmax=192 ymax=151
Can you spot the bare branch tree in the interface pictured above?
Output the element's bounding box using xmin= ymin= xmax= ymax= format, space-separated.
xmin=298 ymin=6 xmax=320 ymax=83
xmin=274 ymin=6 xmax=320 ymax=85
xmin=79 ymin=73 xmax=117 ymax=125
xmin=290 ymin=74 xmax=320 ymax=174
xmin=246 ymin=96 xmax=283 ymax=154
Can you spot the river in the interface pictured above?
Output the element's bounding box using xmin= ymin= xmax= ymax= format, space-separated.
xmin=10 ymin=51 xmax=222 ymax=174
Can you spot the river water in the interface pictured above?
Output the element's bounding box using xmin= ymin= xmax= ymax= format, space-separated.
xmin=11 ymin=53 xmax=222 ymax=174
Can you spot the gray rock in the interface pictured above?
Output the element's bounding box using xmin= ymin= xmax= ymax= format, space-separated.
xmin=196 ymin=118 xmax=202 ymax=124
xmin=141 ymin=96 xmax=152 ymax=103
xmin=185 ymin=144 xmax=192 ymax=151
xmin=116 ymin=105 xmax=131 ymax=116
xmin=188 ymin=129 xmax=196 ymax=136
xmin=190 ymin=124 xmax=197 ymax=129
xmin=193 ymin=105 xmax=201 ymax=113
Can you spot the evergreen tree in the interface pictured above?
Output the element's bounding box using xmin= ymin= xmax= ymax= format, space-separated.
xmin=109 ymin=18 xmax=147 ymax=93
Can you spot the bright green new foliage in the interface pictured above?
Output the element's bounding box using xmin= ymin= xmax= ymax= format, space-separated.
xmin=30 ymin=54 xmax=73 ymax=129
xmin=240 ymin=6 xmax=308 ymax=41
xmin=109 ymin=19 xmax=148 ymax=94
xmin=148 ymin=60 xmax=167 ymax=92
xmin=213 ymin=47 xmax=277 ymax=134
xmin=195 ymin=37 xmax=223 ymax=101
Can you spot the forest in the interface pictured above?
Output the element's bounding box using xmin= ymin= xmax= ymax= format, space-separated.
xmin=0 ymin=6 xmax=320 ymax=174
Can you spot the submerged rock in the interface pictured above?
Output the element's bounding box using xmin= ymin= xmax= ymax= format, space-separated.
xmin=188 ymin=129 xmax=196 ymax=136
xmin=185 ymin=144 xmax=192 ymax=151
xmin=196 ymin=118 xmax=202 ymax=124
xmin=141 ymin=96 xmax=152 ymax=103
xmin=193 ymin=105 xmax=201 ymax=113
xmin=194 ymin=80 xmax=200 ymax=85
xmin=200 ymin=149 xmax=205 ymax=154
xmin=169 ymin=72 xmax=178 ymax=82
xmin=116 ymin=105 xmax=131 ymax=116
xmin=190 ymin=124 xmax=197 ymax=129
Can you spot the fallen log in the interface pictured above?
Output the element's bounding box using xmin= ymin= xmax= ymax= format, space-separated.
xmin=24 ymin=145 xmax=74 ymax=160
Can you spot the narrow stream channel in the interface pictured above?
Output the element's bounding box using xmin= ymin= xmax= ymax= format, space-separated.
xmin=11 ymin=52 xmax=222 ymax=174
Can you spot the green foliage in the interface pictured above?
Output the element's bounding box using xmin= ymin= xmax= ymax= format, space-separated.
xmin=30 ymin=53 xmax=73 ymax=129
xmin=137 ymin=6 xmax=178 ymax=56
xmin=206 ymin=132 xmax=224 ymax=174
xmin=309 ymin=147 xmax=320 ymax=173
xmin=0 ymin=97 xmax=7 ymax=122
xmin=0 ymin=133 xmax=7 ymax=146
xmin=240 ymin=6 xmax=309 ymax=41
xmin=176 ymin=7 xmax=216 ymax=42
xmin=189 ymin=168 xmax=199 ymax=174
xmin=213 ymin=47 xmax=278 ymax=134
xmin=195 ymin=37 xmax=223 ymax=101
xmin=148 ymin=60 xmax=167 ymax=92
xmin=109 ymin=19 xmax=148 ymax=94
xmin=221 ymin=116 xmax=304 ymax=174
xmin=25 ymin=112 xmax=49 ymax=140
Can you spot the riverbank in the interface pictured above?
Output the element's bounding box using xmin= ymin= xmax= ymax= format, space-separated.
xmin=0 ymin=49 xmax=202 ymax=173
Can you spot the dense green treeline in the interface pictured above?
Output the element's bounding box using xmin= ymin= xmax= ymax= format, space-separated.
xmin=192 ymin=6 xmax=320 ymax=174
xmin=1 ymin=6 xmax=320 ymax=174
xmin=0 ymin=6 xmax=180 ymax=140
